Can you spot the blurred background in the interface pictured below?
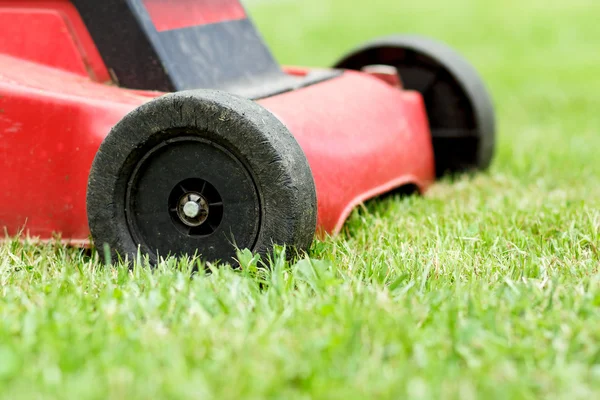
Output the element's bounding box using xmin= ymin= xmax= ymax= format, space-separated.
xmin=245 ymin=0 xmax=600 ymax=192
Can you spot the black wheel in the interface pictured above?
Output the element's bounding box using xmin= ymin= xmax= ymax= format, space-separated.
xmin=87 ymin=90 xmax=317 ymax=265
xmin=334 ymin=34 xmax=496 ymax=177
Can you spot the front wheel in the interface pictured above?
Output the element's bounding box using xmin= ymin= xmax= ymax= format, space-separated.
xmin=87 ymin=90 xmax=317 ymax=265
xmin=334 ymin=34 xmax=496 ymax=177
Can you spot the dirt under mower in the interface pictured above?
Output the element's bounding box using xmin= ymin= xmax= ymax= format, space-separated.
xmin=0 ymin=0 xmax=496 ymax=264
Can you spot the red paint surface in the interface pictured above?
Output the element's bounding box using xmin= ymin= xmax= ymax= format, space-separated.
xmin=143 ymin=0 xmax=247 ymax=32
xmin=260 ymin=70 xmax=435 ymax=234
xmin=0 ymin=0 xmax=110 ymax=82
xmin=0 ymin=54 xmax=151 ymax=242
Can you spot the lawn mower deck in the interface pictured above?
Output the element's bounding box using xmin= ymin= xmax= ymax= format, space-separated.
xmin=0 ymin=0 xmax=496 ymax=264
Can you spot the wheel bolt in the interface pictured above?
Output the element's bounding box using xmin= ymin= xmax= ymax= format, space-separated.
xmin=176 ymin=192 xmax=210 ymax=227
xmin=183 ymin=201 xmax=201 ymax=219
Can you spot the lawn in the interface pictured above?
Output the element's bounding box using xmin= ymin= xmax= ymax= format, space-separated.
xmin=1 ymin=0 xmax=600 ymax=398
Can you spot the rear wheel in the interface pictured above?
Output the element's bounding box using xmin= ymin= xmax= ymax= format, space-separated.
xmin=87 ymin=90 xmax=317 ymax=265
xmin=334 ymin=34 xmax=496 ymax=177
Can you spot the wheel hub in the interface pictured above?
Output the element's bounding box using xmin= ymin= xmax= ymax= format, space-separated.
xmin=167 ymin=176 xmax=226 ymax=237
xmin=125 ymin=136 xmax=260 ymax=261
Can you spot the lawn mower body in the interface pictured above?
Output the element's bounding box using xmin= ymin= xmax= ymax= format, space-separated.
xmin=0 ymin=0 xmax=437 ymax=246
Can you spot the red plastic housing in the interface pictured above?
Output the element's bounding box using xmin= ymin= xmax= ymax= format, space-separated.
xmin=0 ymin=0 xmax=436 ymax=244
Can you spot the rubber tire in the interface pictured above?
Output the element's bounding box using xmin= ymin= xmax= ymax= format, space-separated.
xmin=334 ymin=34 xmax=496 ymax=177
xmin=87 ymin=89 xmax=317 ymax=265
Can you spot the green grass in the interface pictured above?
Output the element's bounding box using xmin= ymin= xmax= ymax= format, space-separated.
xmin=2 ymin=0 xmax=600 ymax=398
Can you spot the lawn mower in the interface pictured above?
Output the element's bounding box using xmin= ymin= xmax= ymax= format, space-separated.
xmin=0 ymin=0 xmax=496 ymax=264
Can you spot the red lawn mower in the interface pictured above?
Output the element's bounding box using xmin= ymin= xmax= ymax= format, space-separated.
xmin=0 ymin=0 xmax=496 ymax=264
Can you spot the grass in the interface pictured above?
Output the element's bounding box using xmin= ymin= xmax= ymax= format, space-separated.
xmin=2 ymin=0 xmax=600 ymax=398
